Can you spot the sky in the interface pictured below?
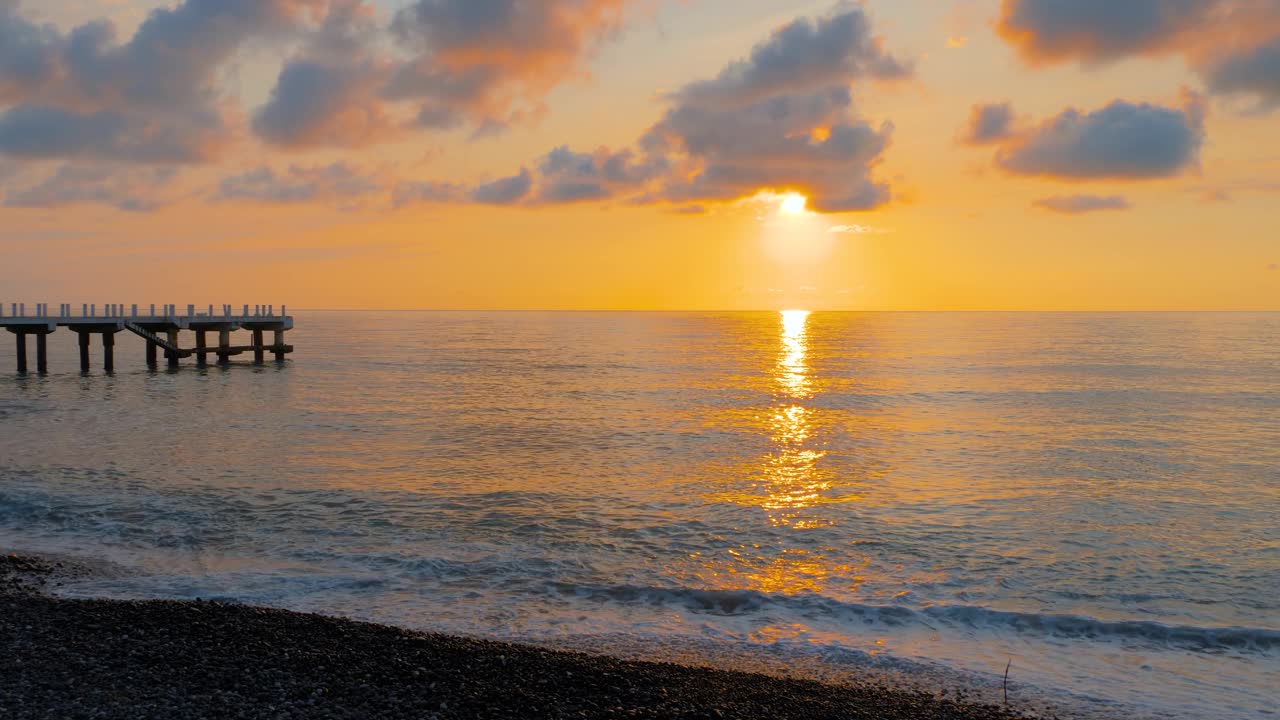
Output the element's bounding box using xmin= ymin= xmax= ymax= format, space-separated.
xmin=1 ymin=0 xmax=1277 ymax=311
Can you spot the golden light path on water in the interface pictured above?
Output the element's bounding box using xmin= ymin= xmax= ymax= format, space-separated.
xmin=763 ymin=310 xmax=827 ymax=515
xmin=722 ymin=311 xmax=871 ymax=616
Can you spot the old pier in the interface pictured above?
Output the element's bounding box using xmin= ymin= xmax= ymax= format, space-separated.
xmin=2 ymin=304 xmax=294 ymax=373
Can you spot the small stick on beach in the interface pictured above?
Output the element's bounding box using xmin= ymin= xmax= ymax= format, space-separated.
xmin=1004 ymin=659 xmax=1012 ymax=704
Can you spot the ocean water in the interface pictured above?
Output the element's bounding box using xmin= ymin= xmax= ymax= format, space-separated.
xmin=1 ymin=311 xmax=1276 ymax=719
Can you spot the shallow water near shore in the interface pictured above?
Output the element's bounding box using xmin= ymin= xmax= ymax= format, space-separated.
xmin=2 ymin=311 xmax=1277 ymax=719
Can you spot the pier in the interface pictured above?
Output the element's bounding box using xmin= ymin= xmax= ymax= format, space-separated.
xmin=2 ymin=304 xmax=294 ymax=373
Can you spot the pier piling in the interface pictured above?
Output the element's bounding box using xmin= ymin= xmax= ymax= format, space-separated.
xmin=36 ymin=332 xmax=47 ymax=374
xmin=103 ymin=331 xmax=115 ymax=373
xmin=15 ymin=332 xmax=26 ymax=373
xmin=167 ymin=328 xmax=180 ymax=368
xmin=78 ymin=332 xmax=90 ymax=373
xmin=196 ymin=331 xmax=208 ymax=368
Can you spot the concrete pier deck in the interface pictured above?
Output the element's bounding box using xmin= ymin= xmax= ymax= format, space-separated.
xmin=2 ymin=303 xmax=294 ymax=373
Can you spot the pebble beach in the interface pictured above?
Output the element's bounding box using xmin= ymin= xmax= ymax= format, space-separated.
xmin=2 ymin=554 xmax=1042 ymax=720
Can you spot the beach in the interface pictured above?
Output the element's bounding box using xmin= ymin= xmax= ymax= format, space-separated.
xmin=2 ymin=554 xmax=1041 ymax=720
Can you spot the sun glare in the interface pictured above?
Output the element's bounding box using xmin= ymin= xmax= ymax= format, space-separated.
xmin=780 ymin=193 xmax=808 ymax=215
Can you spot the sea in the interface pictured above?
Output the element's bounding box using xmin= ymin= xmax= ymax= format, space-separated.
xmin=1 ymin=311 xmax=1276 ymax=719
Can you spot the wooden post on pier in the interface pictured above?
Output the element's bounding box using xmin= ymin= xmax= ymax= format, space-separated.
xmin=218 ymin=329 xmax=231 ymax=365
xmin=78 ymin=332 xmax=91 ymax=373
xmin=196 ymin=330 xmax=208 ymax=368
xmin=102 ymin=331 xmax=115 ymax=373
xmin=146 ymin=339 xmax=158 ymax=368
xmin=166 ymin=329 xmax=180 ymax=368
xmin=15 ymin=332 xmax=27 ymax=374
xmin=273 ymin=329 xmax=286 ymax=362
xmin=253 ymin=329 xmax=265 ymax=364
xmin=36 ymin=332 xmax=47 ymax=374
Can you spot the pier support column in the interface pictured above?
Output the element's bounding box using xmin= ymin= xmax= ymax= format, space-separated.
xmin=102 ymin=331 xmax=115 ymax=373
xmin=253 ymin=329 xmax=264 ymax=364
xmin=166 ymin=329 xmax=180 ymax=368
xmin=15 ymin=332 xmax=27 ymax=374
xmin=36 ymin=332 xmax=48 ymax=374
xmin=78 ymin=332 xmax=91 ymax=373
xmin=146 ymin=339 xmax=157 ymax=368
xmin=273 ymin=330 xmax=286 ymax=362
xmin=218 ymin=329 xmax=231 ymax=365
xmin=196 ymin=330 xmax=208 ymax=367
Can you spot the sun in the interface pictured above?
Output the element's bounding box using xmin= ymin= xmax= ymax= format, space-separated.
xmin=780 ymin=193 xmax=808 ymax=215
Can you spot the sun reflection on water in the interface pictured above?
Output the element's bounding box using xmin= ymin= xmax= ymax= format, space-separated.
xmin=704 ymin=311 xmax=869 ymax=597
xmin=778 ymin=310 xmax=813 ymax=400
xmin=762 ymin=310 xmax=836 ymax=522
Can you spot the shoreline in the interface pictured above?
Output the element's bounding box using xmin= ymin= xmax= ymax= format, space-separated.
xmin=2 ymin=553 xmax=1048 ymax=720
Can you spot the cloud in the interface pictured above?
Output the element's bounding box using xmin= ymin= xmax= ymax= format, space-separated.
xmin=470 ymin=168 xmax=533 ymax=205
xmin=995 ymin=0 xmax=1280 ymax=112
xmin=828 ymin=223 xmax=890 ymax=234
xmin=388 ymin=0 xmax=626 ymax=129
xmin=216 ymin=162 xmax=384 ymax=206
xmin=252 ymin=1 xmax=403 ymax=150
xmin=392 ymin=180 xmax=466 ymax=207
xmin=1202 ymin=37 xmax=1280 ymax=111
xmin=961 ymin=103 xmax=1015 ymax=144
xmin=0 ymin=0 xmax=59 ymax=104
xmin=996 ymin=0 xmax=1212 ymax=63
xmin=534 ymin=145 xmax=666 ymax=204
xmin=413 ymin=3 xmax=908 ymax=214
xmin=0 ymin=105 xmax=226 ymax=164
xmin=0 ymin=0 xmax=326 ymax=163
xmin=671 ymin=4 xmax=910 ymax=108
xmin=1034 ymin=194 xmax=1132 ymax=213
xmin=994 ymin=95 xmax=1205 ymax=180
xmin=253 ymin=0 xmax=632 ymax=148
xmin=253 ymin=59 xmax=397 ymax=150
xmin=639 ymin=4 xmax=908 ymax=213
xmin=3 ymin=163 xmax=179 ymax=211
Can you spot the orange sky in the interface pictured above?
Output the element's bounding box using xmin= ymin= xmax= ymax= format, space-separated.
xmin=1 ymin=0 xmax=1277 ymax=310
